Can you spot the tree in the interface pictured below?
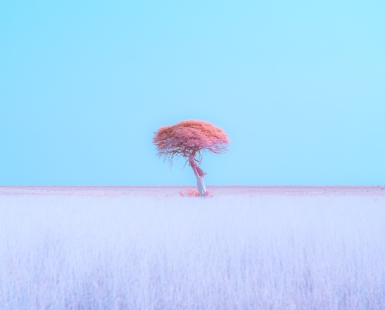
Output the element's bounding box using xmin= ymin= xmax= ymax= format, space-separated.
xmin=153 ymin=120 xmax=230 ymax=196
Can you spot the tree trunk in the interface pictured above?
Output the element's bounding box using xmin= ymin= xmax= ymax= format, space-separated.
xmin=189 ymin=154 xmax=207 ymax=196
xmin=195 ymin=173 xmax=206 ymax=196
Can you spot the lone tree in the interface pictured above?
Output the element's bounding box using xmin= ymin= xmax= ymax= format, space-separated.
xmin=153 ymin=120 xmax=230 ymax=196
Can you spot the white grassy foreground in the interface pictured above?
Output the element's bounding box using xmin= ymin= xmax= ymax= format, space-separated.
xmin=1 ymin=192 xmax=385 ymax=309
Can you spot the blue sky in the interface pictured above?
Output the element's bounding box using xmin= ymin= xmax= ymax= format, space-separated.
xmin=1 ymin=0 xmax=384 ymax=186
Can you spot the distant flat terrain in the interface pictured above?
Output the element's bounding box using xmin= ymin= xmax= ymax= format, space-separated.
xmin=1 ymin=185 xmax=384 ymax=197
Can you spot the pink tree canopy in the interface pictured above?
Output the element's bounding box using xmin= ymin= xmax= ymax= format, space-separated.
xmin=153 ymin=120 xmax=230 ymax=164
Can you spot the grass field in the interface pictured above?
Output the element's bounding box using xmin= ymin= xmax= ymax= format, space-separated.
xmin=1 ymin=187 xmax=384 ymax=309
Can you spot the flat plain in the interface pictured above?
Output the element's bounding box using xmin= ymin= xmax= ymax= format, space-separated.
xmin=1 ymin=186 xmax=384 ymax=309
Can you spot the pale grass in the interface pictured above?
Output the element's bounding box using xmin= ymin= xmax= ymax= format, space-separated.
xmin=0 ymin=193 xmax=384 ymax=309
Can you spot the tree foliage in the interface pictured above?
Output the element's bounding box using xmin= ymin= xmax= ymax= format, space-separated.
xmin=153 ymin=120 xmax=230 ymax=164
